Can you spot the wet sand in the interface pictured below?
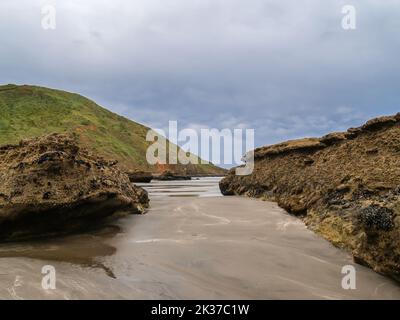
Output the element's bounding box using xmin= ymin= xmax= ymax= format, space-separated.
xmin=0 ymin=178 xmax=399 ymax=299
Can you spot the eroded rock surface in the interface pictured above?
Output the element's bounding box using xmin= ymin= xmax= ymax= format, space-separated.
xmin=126 ymin=170 xmax=153 ymax=183
xmin=220 ymin=113 xmax=400 ymax=280
xmin=153 ymin=170 xmax=191 ymax=181
xmin=0 ymin=133 xmax=149 ymax=240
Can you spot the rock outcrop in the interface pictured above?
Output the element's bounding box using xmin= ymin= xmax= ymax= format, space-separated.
xmin=220 ymin=113 xmax=400 ymax=280
xmin=126 ymin=171 xmax=153 ymax=183
xmin=0 ymin=133 xmax=149 ymax=240
xmin=153 ymin=170 xmax=192 ymax=181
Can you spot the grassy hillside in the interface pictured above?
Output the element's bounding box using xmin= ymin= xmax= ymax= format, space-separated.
xmin=0 ymin=84 xmax=224 ymax=175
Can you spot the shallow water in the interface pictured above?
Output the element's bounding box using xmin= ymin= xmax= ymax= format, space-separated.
xmin=0 ymin=177 xmax=399 ymax=299
xmin=136 ymin=177 xmax=223 ymax=198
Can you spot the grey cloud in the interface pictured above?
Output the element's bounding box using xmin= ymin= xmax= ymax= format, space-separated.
xmin=0 ymin=0 xmax=399 ymax=153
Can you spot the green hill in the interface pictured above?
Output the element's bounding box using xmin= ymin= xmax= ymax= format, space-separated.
xmin=0 ymin=84 xmax=224 ymax=175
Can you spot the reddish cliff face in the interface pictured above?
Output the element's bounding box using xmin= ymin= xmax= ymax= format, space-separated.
xmin=0 ymin=133 xmax=149 ymax=240
xmin=220 ymin=113 xmax=400 ymax=280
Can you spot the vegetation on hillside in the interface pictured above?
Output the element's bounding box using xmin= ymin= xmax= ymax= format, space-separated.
xmin=0 ymin=84 xmax=224 ymax=174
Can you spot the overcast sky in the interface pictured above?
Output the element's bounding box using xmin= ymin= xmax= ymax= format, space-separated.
xmin=1 ymin=0 xmax=399 ymax=151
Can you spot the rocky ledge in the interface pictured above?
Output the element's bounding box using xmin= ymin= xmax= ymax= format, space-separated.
xmin=153 ymin=170 xmax=192 ymax=181
xmin=220 ymin=113 xmax=400 ymax=280
xmin=0 ymin=133 xmax=149 ymax=240
xmin=127 ymin=170 xmax=153 ymax=183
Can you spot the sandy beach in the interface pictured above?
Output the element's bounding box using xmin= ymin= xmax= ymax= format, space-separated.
xmin=0 ymin=178 xmax=399 ymax=299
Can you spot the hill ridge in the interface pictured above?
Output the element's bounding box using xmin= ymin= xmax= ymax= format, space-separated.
xmin=0 ymin=84 xmax=224 ymax=175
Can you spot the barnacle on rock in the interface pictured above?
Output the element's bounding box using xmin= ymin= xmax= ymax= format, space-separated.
xmin=358 ymin=205 xmax=394 ymax=231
